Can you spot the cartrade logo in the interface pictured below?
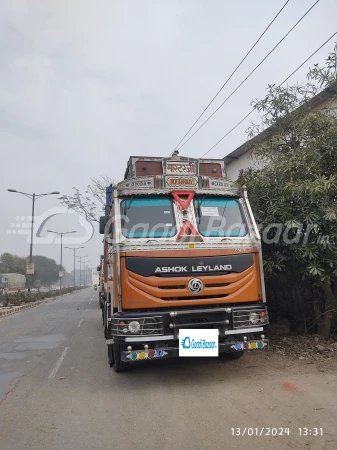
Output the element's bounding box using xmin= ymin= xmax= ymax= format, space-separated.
xmin=179 ymin=329 xmax=218 ymax=357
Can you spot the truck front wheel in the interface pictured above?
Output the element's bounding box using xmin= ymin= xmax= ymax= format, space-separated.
xmin=226 ymin=350 xmax=245 ymax=360
xmin=112 ymin=342 xmax=126 ymax=372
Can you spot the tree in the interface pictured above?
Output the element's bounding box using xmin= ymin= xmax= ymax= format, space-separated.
xmin=33 ymin=279 xmax=42 ymax=292
xmin=239 ymin=45 xmax=337 ymax=338
xmin=60 ymin=176 xmax=115 ymax=222
xmin=0 ymin=253 xmax=26 ymax=274
xmin=31 ymin=255 xmax=61 ymax=287
xmin=0 ymin=253 xmax=70 ymax=289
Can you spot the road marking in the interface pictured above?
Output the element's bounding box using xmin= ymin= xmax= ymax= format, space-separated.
xmin=48 ymin=347 xmax=69 ymax=379
xmin=77 ymin=319 xmax=84 ymax=328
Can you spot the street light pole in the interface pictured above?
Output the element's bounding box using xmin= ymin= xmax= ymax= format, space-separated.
xmin=76 ymin=256 xmax=88 ymax=287
xmin=65 ymin=247 xmax=84 ymax=286
xmin=47 ymin=230 xmax=76 ymax=289
xmin=60 ymin=233 xmax=63 ymax=288
xmin=28 ymin=193 xmax=35 ymax=292
xmin=8 ymin=189 xmax=60 ymax=293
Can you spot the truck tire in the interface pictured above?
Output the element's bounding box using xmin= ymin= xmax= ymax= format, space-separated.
xmin=108 ymin=344 xmax=114 ymax=367
xmin=112 ymin=342 xmax=126 ymax=372
xmin=226 ymin=350 xmax=245 ymax=360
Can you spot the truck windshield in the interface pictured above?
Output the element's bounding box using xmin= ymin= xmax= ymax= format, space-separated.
xmin=121 ymin=197 xmax=176 ymax=238
xmin=194 ymin=197 xmax=247 ymax=237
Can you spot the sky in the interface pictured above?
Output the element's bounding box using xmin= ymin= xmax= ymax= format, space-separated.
xmin=0 ymin=0 xmax=336 ymax=273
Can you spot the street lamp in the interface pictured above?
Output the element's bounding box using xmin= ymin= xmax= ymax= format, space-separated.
xmin=76 ymin=255 xmax=88 ymax=287
xmin=65 ymin=246 xmax=84 ymax=286
xmin=83 ymin=260 xmax=89 ymax=286
xmin=8 ymin=189 xmax=60 ymax=292
xmin=84 ymin=265 xmax=93 ymax=286
xmin=47 ymin=230 xmax=76 ymax=289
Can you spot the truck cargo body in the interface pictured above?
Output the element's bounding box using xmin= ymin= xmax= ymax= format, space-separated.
xmin=1 ymin=273 xmax=26 ymax=294
xmin=100 ymin=155 xmax=268 ymax=371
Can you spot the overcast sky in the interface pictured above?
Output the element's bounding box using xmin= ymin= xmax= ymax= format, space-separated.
xmin=0 ymin=0 xmax=336 ymax=274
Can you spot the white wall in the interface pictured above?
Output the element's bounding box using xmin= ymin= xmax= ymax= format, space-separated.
xmin=226 ymin=150 xmax=265 ymax=181
xmin=226 ymin=96 xmax=337 ymax=181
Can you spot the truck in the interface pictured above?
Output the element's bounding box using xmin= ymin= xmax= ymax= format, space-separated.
xmin=97 ymin=255 xmax=105 ymax=310
xmin=1 ymin=273 xmax=26 ymax=294
xmin=92 ymin=272 xmax=99 ymax=286
xmin=99 ymin=152 xmax=268 ymax=372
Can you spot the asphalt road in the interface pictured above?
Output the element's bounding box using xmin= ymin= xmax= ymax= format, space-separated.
xmin=0 ymin=289 xmax=336 ymax=450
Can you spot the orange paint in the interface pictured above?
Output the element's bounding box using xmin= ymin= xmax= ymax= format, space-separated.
xmin=120 ymin=249 xmax=261 ymax=309
xmin=282 ymin=382 xmax=299 ymax=392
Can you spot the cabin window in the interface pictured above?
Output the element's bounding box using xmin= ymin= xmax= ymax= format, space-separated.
xmin=194 ymin=197 xmax=247 ymax=237
xmin=121 ymin=197 xmax=176 ymax=238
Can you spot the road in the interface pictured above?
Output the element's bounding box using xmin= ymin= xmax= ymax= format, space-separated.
xmin=0 ymin=289 xmax=336 ymax=450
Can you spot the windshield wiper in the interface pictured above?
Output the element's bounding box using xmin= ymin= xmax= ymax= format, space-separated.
xmin=196 ymin=196 xmax=205 ymax=224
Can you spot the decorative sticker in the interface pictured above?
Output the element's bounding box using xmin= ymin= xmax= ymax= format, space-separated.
xmin=165 ymin=176 xmax=199 ymax=188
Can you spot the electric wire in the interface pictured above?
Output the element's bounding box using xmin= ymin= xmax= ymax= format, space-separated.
xmin=171 ymin=0 xmax=291 ymax=153
xmin=175 ymin=0 xmax=320 ymax=152
xmin=200 ymin=30 xmax=337 ymax=158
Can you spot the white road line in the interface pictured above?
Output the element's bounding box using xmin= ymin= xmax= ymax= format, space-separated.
xmin=48 ymin=347 xmax=70 ymax=379
xmin=77 ymin=319 xmax=84 ymax=328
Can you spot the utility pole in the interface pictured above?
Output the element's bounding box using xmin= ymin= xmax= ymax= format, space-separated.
xmin=65 ymin=247 xmax=84 ymax=286
xmin=8 ymin=189 xmax=60 ymax=292
xmin=76 ymin=256 xmax=88 ymax=286
xmin=47 ymin=230 xmax=76 ymax=289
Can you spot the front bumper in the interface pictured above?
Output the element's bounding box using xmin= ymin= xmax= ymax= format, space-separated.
xmin=120 ymin=338 xmax=269 ymax=362
xmin=110 ymin=304 xmax=269 ymax=340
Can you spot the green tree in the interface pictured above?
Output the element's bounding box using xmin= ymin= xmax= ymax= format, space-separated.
xmin=239 ymin=45 xmax=337 ymax=338
xmin=0 ymin=253 xmax=27 ymax=274
xmin=31 ymin=255 xmax=61 ymax=287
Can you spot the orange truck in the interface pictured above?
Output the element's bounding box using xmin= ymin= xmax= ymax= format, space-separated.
xmin=99 ymin=153 xmax=268 ymax=372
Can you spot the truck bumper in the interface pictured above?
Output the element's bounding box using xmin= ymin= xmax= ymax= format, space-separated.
xmin=120 ymin=338 xmax=268 ymax=362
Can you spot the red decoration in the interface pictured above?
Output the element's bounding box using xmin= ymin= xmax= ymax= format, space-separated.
xmin=176 ymin=220 xmax=200 ymax=240
xmin=171 ymin=190 xmax=195 ymax=209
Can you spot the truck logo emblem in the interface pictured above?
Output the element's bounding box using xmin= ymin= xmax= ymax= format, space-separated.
xmin=188 ymin=278 xmax=204 ymax=294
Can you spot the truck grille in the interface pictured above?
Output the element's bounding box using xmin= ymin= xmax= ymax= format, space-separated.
xmin=111 ymin=316 xmax=164 ymax=336
xmin=232 ymin=309 xmax=269 ymax=329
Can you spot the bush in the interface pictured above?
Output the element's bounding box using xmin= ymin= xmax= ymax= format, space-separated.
xmin=0 ymin=286 xmax=86 ymax=307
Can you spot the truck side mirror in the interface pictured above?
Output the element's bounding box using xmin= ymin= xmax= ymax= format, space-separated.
xmin=99 ymin=216 xmax=111 ymax=234
xmin=97 ymin=266 xmax=101 ymax=272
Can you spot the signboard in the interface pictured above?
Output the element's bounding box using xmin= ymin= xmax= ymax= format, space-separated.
xmin=26 ymin=263 xmax=34 ymax=275
xmin=59 ymin=271 xmax=64 ymax=278
xmin=165 ymin=176 xmax=199 ymax=189
xmin=165 ymin=161 xmax=196 ymax=175
xmin=117 ymin=177 xmax=154 ymax=190
xmin=208 ymin=178 xmax=236 ymax=189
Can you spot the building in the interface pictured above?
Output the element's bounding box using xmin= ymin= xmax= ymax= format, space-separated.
xmin=224 ymin=82 xmax=337 ymax=180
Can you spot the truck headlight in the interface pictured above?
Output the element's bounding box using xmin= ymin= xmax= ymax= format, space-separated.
xmin=249 ymin=312 xmax=260 ymax=325
xmin=128 ymin=321 xmax=141 ymax=334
